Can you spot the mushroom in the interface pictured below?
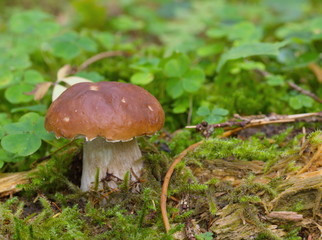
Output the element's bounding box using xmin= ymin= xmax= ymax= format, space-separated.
xmin=45 ymin=81 xmax=164 ymax=191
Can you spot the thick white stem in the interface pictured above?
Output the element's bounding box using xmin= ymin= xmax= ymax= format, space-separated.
xmin=81 ymin=137 xmax=143 ymax=191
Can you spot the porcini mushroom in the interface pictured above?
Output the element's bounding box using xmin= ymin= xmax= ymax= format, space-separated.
xmin=45 ymin=81 xmax=164 ymax=191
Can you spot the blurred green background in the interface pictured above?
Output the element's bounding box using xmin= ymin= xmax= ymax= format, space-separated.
xmin=0 ymin=0 xmax=322 ymax=169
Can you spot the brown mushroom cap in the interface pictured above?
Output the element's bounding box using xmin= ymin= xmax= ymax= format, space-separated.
xmin=45 ymin=81 xmax=165 ymax=141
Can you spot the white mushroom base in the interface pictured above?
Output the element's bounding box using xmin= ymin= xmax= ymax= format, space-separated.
xmin=81 ymin=137 xmax=143 ymax=191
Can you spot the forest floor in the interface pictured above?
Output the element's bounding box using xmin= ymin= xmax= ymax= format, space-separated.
xmin=0 ymin=121 xmax=321 ymax=240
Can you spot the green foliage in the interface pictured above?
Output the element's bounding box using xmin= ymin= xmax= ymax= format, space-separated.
xmin=289 ymin=94 xmax=314 ymax=110
xmin=196 ymin=106 xmax=229 ymax=124
xmin=217 ymin=42 xmax=286 ymax=71
xmin=49 ymin=32 xmax=97 ymax=60
xmin=1 ymin=113 xmax=54 ymax=157
xmin=0 ymin=0 xmax=321 ymax=170
xmin=196 ymin=232 xmax=214 ymax=240
xmin=164 ymin=54 xmax=205 ymax=98
xmin=131 ymin=72 xmax=154 ymax=85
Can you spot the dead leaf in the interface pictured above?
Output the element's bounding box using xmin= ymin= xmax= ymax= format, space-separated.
xmin=57 ymin=64 xmax=74 ymax=80
xmin=309 ymin=63 xmax=322 ymax=83
xmin=25 ymin=82 xmax=53 ymax=100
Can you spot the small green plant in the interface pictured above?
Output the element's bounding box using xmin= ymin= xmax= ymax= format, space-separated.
xmin=196 ymin=232 xmax=214 ymax=240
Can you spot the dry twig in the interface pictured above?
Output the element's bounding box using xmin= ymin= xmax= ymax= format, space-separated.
xmin=256 ymin=67 xmax=322 ymax=103
xmin=187 ymin=112 xmax=322 ymax=138
xmin=287 ymin=81 xmax=322 ymax=104
xmin=160 ymin=141 xmax=203 ymax=232
xmin=78 ymin=51 xmax=128 ymax=72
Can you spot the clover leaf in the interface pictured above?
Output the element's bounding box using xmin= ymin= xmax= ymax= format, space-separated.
xmin=24 ymin=70 xmax=45 ymax=84
xmin=1 ymin=134 xmax=41 ymax=157
xmin=130 ymin=72 xmax=154 ymax=85
xmin=164 ymin=54 xmax=205 ymax=98
xmin=182 ymin=68 xmax=205 ymax=93
xmin=166 ymin=78 xmax=184 ymax=98
xmin=4 ymin=83 xmax=34 ymax=104
xmin=1 ymin=112 xmax=54 ymax=156
xmin=0 ymin=113 xmax=11 ymax=139
xmin=0 ymin=70 xmax=15 ymax=90
xmin=289 ymin=95 xmax=313 ymax=110
xmin=164 ymin=57 xmax=189 ymax=78
xmin=49 ymin=32 xmax=97 ymax=60
xmin=197 ymin=106 xmax=229 ymax=124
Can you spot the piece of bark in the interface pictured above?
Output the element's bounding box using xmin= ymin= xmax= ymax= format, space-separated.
xmin=0 ymin=170 xmax=35 ymax=197
xmin=267 ymin=211 xmax=303 ymax=222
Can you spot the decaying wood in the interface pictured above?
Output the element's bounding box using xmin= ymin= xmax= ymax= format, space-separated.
xmin=0 ymin=171 xmax=34 ymax=197
xmin=190 ymin=159 xmax=264 ymax=185
xmin=297 ymin=142 xmax=322 ymax=174
xmin=270 ymin=169 xmax=322 ymax=210
xmin=210 ymin=204 xmax=286 ymax=240
xmin=186 ymin=132 xmax=322 ymax=239
xmin=0 ymin=144 xmax=79 ymax=198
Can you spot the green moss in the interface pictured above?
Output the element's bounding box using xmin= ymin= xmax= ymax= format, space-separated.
xmin=192 ymin=137 xmax=282 ymax=161
xmin=0 ymin=197 xmax=86 ymax=240
xmin=168 ymin=130 xmax=202 ymax=156
xmin=0 ymin=190 xmax=176 ymax=240
xmin=308 ymin=130 xmax=322 ymax=145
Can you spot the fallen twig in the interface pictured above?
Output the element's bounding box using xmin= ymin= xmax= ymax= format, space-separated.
xmin=287 ymin=81 xmax=322 ymax=104
xmin=78 ymin=51 xmax=129 ymax=72
xmin=255 ymin=67 xmax=322 ymax=103
xmin=160 ymin=141 xmax=203 ymax=232
xmin=186 ymin=112 xmax=322 ymax=138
